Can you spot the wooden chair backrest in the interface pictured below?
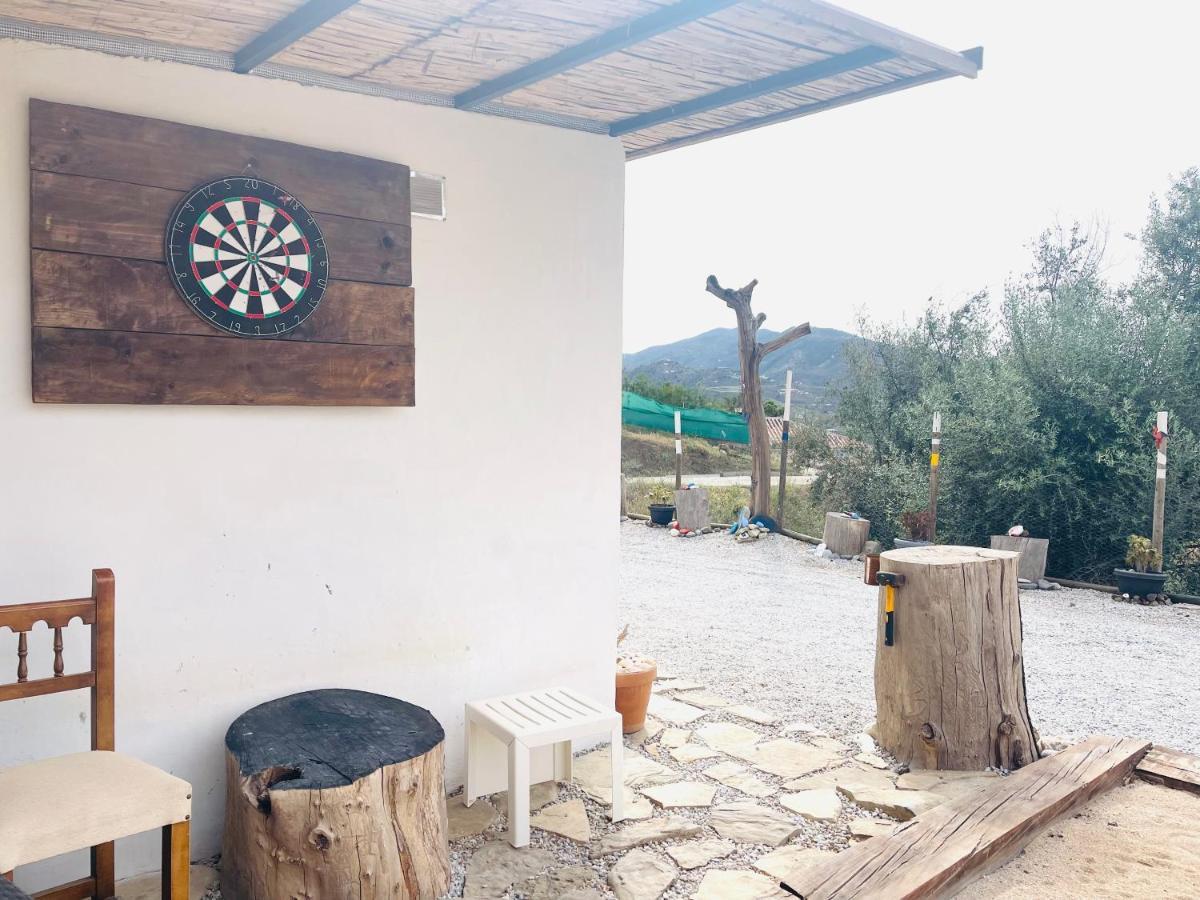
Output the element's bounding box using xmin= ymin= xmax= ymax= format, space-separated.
xmin=0 ymin=569 xmax=114 ymax=751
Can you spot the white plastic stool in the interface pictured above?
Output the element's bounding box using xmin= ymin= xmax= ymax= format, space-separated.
xmin=464 ymin=686 xmax=624 ymax=847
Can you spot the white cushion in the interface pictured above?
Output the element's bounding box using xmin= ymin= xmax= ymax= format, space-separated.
xmin=0 ymin=751 xmax=191 ymax=872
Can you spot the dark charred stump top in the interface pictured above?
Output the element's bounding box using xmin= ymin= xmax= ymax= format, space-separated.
xmin=0 ymin=879 xmax=33 ymax=900
xmin=225 ymin=688 xmax=445 ymax=793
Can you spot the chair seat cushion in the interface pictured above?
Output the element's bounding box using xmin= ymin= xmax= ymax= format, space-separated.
xmin=0 ymin=751 xmax=191 ymax=872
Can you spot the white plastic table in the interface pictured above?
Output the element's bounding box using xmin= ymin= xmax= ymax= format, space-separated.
xmin=464 ymin=687 xmax=624 ymax=846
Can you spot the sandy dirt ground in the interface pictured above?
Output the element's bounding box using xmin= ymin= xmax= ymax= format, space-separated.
xmin=959 ymin=780 xmax=1200 ymax=899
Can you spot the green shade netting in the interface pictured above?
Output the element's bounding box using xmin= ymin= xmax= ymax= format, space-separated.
xmin=621 ymin=391 xmax=749 ymax=444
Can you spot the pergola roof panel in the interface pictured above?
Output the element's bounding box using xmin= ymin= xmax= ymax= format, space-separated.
xmin=268 ymin=0 xmax=478 ymax=78
xmin=0 ymin=0 xmax=981 ymax=158
xmin=620 ymin=59 xmax=931 ymax=147
xmin=4 ymin=0 xmax=306 ymax=53
xmin=279 ymin=0 xmax=669 ymax=90
xmin=501 ymin=3 xmax=866 ymax=121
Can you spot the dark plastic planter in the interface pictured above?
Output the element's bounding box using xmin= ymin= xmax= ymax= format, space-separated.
xmin=648 ymin=504 xmax=676 ymax=526
xmin=893 ymin=538 xmax=932 ymax=550
xmin=1113 ymin=568 xmax=1168 ymax=598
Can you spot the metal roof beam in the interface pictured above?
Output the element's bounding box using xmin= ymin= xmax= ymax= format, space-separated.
xmin=454 ymin=0 xmax=741 ymax=109
xmin=610 ymin=44 xmax=895 ymax=137
xmin=234 ymin=0 xmax=360 ymax=74
xmin=786 ymin=0 xmax=981 ymax=79
xmin=626 ymin=47 xmax=983 ymax=160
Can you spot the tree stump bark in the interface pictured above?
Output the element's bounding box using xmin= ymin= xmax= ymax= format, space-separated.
xmin=989 ymin=535 xmax=1049 ymax=582
xmin=822 ymin=512 xmax=870 ymax=556
xmin=221 ymin=689 xmax=450 ymax=900
xmin=674 ymin=487 xmax=710 ymax=531
xmin=874 ymin=546 xmax=1038 ymax=771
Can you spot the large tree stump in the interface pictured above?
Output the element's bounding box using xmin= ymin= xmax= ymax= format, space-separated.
xmin=822 ymin=512 xmax=870 ymax=556
xmin=674 ymin=487 xmax=710 ymax=531
xmin=989 ymin=535 xmax=1050 ymax=582
xmin=222 ymin=689 xmax=450 ymax=900
xmin=874 ymin=546 xmax=1038 ymax=771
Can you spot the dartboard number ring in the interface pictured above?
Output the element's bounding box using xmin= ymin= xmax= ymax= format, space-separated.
xmin=165 ymin=177 xmax=330 ymax=337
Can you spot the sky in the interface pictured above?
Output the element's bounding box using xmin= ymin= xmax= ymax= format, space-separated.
xmin=622 ymin=1 xmax=1200 ymax=352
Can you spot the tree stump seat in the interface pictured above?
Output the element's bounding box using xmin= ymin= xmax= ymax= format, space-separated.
xmin=822 ymin=512 xmax=871 ymax=556
xmin=221 ymin=689 xmax=450 ymax=900
xmin=874 ymin=546 xmax=1038 ymax=772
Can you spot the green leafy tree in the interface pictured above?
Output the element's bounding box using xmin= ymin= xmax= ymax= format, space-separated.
xmin=820 ymin=173 xmax=1200 ymax=585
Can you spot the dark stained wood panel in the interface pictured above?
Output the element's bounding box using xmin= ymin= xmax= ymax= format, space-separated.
xmin=29 ymin=100 xmax=410 ymax=228
xmin=29 ymin=101 xmax=415 ymax=406
xmin=31 ymin=172 xmax=412 ymax=287
xmin=32 ymin=251 xmax=413 ymax=347
xmin=33 ymin=327 xmax=413 ymax=406
xmin=783 ymin=735 xmax=1151 ymax=899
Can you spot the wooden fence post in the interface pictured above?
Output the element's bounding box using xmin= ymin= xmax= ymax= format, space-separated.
xmin=929 ymin=412 xmax=941 ymax=543
xmin=1152 ymin=411 xmax=1168 ymax=572
xmin=674 ymin=410 xmax=683 ymax=490
xmin=777 ymin=369 xmax=793 ymax=528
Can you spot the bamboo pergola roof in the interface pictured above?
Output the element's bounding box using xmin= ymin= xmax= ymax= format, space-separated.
xmin=0 ymin=0 xmax=982 ymax=159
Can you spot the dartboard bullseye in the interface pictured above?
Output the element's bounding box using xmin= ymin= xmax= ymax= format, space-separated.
xmin=164 ymin=177 xmax=330 ymax=337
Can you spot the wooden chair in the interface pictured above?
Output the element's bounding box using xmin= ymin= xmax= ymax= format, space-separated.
xmin=0 ymin=570 xmax=192 ymax=899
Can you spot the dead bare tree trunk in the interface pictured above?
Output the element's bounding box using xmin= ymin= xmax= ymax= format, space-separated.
xmin=705 ymin=275 xmax=811 ymax=516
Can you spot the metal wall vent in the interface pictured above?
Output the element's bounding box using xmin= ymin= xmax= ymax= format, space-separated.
xmin=411 ymin=171 xmax=446 ymax=220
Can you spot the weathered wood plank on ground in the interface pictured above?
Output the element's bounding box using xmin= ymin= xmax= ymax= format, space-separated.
xmin=1136 ymin=746 xmax=1200 ymax=796
xmin=782 ymin=735 xmax=1151 ymax=900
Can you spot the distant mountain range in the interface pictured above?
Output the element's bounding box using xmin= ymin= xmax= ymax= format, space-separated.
xmin=622 ymin=326 xmax=859 ymax=413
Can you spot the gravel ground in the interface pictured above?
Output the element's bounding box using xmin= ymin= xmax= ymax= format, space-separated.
xmin=618 ymin=520 xmax=1200 ymax=753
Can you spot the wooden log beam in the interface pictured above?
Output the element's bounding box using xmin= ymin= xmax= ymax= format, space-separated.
xmin=1136 ymin=746 xmax=1200 ymax=796
xmin=782 ymin=735 xmax=1151 ymax=899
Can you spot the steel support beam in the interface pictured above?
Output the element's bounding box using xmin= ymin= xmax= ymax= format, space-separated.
xmin=234 ymin=0 xmax=360 ymax=74
xmin=625 ymin=47 xmax=983 ymax=160
xmin=454 ymin=0 xmax=741 ymax=109
xmin=787 ymin=0 xmax=981 ymax=78
xmin=610 ymin=44 xmax=895 ymax=137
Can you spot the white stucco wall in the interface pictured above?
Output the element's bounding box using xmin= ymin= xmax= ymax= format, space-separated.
xmin=0 ymin=40 xmax=623 ymax=890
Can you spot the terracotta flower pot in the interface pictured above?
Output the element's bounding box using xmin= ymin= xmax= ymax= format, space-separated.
xmin=615 ymin=659 xmax=657 ymax=734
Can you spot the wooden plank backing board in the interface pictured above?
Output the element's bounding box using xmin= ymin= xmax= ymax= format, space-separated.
xmin=782 ymin=735 xmax=1151 ymax=899
xmin=29 ymin=99 xmax=414 ymax=405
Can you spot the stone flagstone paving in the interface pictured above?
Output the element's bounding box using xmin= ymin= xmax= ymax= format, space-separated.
xmin=440 ymin=673 xmax=989 ymax=898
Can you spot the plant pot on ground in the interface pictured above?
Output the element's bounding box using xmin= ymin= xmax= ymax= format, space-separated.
xmin=1114 ymin=534 xmax=1168 ymax=598
xmin=646 ymin=484 xmax=676 ymax=526
xmin=894 ymin=509 xmax=933 ymax=549
xmin=615 ymin=625 xmax=656 ymax=734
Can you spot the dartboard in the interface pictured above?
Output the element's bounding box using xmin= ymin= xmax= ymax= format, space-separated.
xmin=164 ymin=177 xmax=330 ymax=337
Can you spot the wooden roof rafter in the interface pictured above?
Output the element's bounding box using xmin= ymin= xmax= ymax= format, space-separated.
xmin=0 ymin=0 xmax=984 ymax=160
